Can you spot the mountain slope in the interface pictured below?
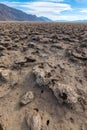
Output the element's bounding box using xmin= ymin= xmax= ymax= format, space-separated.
xmin=74 ymin=20 xmax=87 ymax=22
xmin=0 ymin=3 xmax=49 ymax=21
xmin=39 ymin=16 xmax=52 ymax=22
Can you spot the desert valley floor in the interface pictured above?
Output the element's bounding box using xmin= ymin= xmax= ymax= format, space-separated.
xmin=0 ymin=22 xmax=87 ymax=130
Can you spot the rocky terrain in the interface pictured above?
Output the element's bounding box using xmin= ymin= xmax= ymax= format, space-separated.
xmin=0 ymin=22 xmax=87 ymax=130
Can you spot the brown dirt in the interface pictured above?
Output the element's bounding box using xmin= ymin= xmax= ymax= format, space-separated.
xmin=0 ymin=22 xmax=87 ymax=130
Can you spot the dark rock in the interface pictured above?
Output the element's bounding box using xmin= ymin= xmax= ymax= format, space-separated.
xmin=15 ymin=59 xmax=26 ymax=66
xmin=51 ymin=45 xmax=63 ymax=50
xmin=28 ymin=43 xmax=36 ymax=49
xmin=0 ymin=45 xmax=6 ymax=51
xmin=72 ymin=51 xmax=87 ymax=61
xmin=0 ymin=72 xmax=7 ymax=85
xmin=0 ymin=123 xmax=4 ymax=130
xmin=84 ymin=69 xmax=87 ymax=80
xmin=32 ymin=36 xmax=40 ymax=41
xmin=25 ymin=56 xmax=36 ymax=63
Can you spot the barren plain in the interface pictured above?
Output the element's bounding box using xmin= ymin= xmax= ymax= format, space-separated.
xmin=0 ymin=22 xmax=87 ymax=130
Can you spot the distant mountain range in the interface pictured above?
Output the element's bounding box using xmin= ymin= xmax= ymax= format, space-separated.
xmin=39 ymin=16 xmax=52 ymax=22
xmin=0 ymin=3 xmax=52 ymax=22
xmin=55 ymin=20 xmax=87 ymax=22
xmin=0 ymin=3 xmax=87 ymax=22
xmin=74 ymin=20 xmax=87 ymax=22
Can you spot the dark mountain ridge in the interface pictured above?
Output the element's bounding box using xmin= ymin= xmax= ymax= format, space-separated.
xmin=0 ymin=3 xmax=52 ymax=22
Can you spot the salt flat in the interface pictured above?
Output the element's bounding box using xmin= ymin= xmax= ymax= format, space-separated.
xmin=0 ymin=22 xmax=87 ymax=130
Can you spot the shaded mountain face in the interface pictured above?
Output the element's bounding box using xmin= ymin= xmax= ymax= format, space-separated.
xmin=39 ymin=16 xmax=52 ymax=22
xmin=0 ymin=3 xmax=50 ymax=21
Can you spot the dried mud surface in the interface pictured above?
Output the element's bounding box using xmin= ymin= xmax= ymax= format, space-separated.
xmin=0 ymin=22 xmax=87 ymax=130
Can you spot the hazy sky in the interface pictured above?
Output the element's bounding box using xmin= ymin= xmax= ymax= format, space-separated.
xmin=0 ymin=0 xmax=87 ymax=21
